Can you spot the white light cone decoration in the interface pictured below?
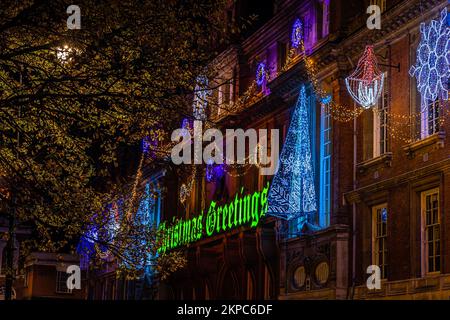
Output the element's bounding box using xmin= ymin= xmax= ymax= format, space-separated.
xmin=266 ymin=86 xmax=317 ymax=222
xmin=345 ymin=45 xmax=384 ymax=108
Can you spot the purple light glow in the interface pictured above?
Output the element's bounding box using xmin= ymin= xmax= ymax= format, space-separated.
xmin=256 ymin=62 xmax=267 ymax=87
xmin=291 ymin=18 xmax=303 ymax=48
xmin=206 ymin=160 xmax=225 ymax=182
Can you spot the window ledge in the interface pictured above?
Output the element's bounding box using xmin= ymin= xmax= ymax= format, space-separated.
xmin=357 ymin=152 xmax=393 ymax=174
xmin=403 ymin=131 xmax=446 ymax=159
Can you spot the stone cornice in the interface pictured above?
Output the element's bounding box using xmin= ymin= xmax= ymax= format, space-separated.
xmin=336 ymin=0 xmax=446 ymax=62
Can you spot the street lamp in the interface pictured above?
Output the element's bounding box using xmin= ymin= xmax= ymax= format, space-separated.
xmin=56 ymin=45 xmax=75 ymax=63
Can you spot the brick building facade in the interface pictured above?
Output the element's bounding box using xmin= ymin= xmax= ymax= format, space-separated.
xmin=3 ymin=0 xmax=446 ymax=301
xmin=153 ymin=0 xmax=449 ymax=300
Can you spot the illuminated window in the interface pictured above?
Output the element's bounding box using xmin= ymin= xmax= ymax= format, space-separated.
xmin=426 ymin=99 xmax=441 ymax=136
xmin=373 ymin=73 xmax=389 ymax=157
xmin=372 ymin=204 xmax=388 ymax=279
xmin=56 ymin=271 xmax=72 ymax=293
xmin=421 ymin=188 xmax=440 ymax=275
xmin=417 ymin=93 xmax=444 ymax=140
xmin=319 ymin=102 xmax=331 ymax=227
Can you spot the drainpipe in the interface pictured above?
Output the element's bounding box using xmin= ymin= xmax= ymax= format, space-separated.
xmin=351 ymin=102 xmax=357 ymax=299
xmin=344 ymin=54 xmax=357 ymax=299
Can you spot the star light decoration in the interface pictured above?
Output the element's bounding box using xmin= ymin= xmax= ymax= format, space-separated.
xmin=409 ymin=8 xmax=449 ymax=109
xmin=291 ymin=18 xmax=303 ymax=48
xmin=345 ymin=45 xmax=384 ymax=109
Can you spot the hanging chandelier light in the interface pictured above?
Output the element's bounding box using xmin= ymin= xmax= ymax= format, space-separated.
xmin=345 ymin=45 xmax=384 ymax=108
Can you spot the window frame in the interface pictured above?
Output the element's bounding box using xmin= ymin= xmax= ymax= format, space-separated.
xmin=420 ymin=187 xmax=441 ymax=276
xmin=371 ymin=203 xmax=388 ymax=280
xmin=319 ymin=101 xmax=331 ymax=228
xmin=373 ymin=72 xmax=389 ymax=157
xmin=421 ymin=98 xmax=441 ymax=138
xmin=56 ymin=270 xmax=73 ymax=294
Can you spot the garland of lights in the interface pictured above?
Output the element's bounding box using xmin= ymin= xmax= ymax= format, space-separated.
xmin=284 ymin=18 xmax=448 ymax=138
xmin=163 ymin=11 xmax=450 ymax=193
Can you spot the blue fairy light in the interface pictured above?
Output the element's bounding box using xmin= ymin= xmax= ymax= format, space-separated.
xmin=291 ymin=18 xmax=303 ymax=48
xmin=206 ymin=159 xmax=225 ymax=182
xmin=256 ymin=62 xmax=267 ymax=87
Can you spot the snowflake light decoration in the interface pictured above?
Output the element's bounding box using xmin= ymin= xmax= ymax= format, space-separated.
xmin=193 ymin=75 xmax=210 ymax=120
xmin=291 ymin=18 xmax=303 ymax=48
xmin=409 ymin=8 xmax=449 ymax=108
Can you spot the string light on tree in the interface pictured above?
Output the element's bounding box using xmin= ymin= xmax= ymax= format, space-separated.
xmin=193 ymin=75 xmax=210 ymax=121
xmin=345 ymin=45 xmax=384 ymax=108
xmin=56 ymin=45 xmax=73 ymax=62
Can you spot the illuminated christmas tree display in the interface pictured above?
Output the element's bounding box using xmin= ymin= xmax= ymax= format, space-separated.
xmin=266 ymin=85 xmax=317 ymax=223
